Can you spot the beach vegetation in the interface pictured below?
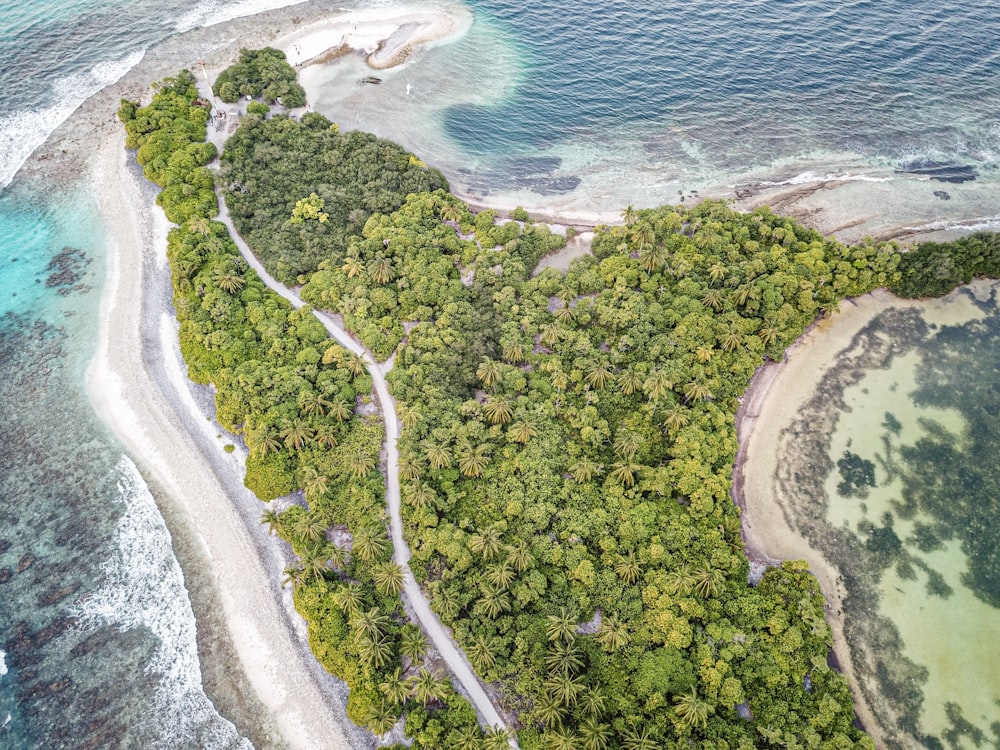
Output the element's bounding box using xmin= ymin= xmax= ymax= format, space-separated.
xmin=133 ymin=55 xmax=1000 ymax=750
xmin=213 ymin=47 xmax=306 ymax=107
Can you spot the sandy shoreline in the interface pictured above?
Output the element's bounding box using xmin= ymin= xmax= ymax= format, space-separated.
xmin=730 ymin=288 xmax=967 ymax=747
xmin=86 ymin=130 xmax=374 ymax=749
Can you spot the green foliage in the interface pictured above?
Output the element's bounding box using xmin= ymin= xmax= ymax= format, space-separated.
xmin=889 ymin=231 xmax=1000 ymax=298
xmin=246 ymin=101 xmax=270 ymax=116
xmin=213 ymin=47 xmax=306 ymax=107
xmin=220 ymin=112 xmax=449 ymax=283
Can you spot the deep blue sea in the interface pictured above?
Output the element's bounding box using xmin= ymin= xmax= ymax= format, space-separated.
xmin=1 ymin=0 xmax=997 ymax=746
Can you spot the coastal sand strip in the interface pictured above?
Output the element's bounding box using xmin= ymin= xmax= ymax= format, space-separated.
xmin=87 ymin=132 xmax=373 ymax=750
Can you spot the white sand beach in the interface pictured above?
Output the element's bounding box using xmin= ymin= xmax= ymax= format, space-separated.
xmin=87 ymin=130 xmax=374 ymax=750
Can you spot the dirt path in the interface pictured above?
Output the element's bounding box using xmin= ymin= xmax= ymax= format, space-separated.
xmin=212 ymin=197 xmax=515 ymax=741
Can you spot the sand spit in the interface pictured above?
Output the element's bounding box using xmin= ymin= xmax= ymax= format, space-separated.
xmin=279 ymin=5 xmax=473 ymax=71
xmin=86 ymin=132 xmax=374 ymax=749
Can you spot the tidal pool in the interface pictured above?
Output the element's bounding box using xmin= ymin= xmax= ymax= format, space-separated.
xmin=772 ymin=282 xmax=1000 ymax=749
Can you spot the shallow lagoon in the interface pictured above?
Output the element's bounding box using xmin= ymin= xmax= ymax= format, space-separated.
xmin=776 ymin=283 xmax=1000 ymax=748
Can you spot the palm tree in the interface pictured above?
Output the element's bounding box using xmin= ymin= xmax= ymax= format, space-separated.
xmin=614 ymin=552 xmax=641 ymax=584
xmin=296 ymin=513 xmax=327 ymax=543
xmin=299 ymin=390 xmax=331 ymax=417
xmin=347 ymin=447 xmax=376 ymax=480
xmin=404 ymin=482 xmax=436 ymax=510
xmin=352 ymin=606 xmax=390 ymax=641
xmin=468 ymin=634 xmax=497 ymax=671
xmin=246 ymin=423 xmax=282 ymax=456
xmin=482 ymin=395 xmax=513 ymax=425
xmin=542 ymin=726 xmax=580 ymax=750
xmin=662 ymin=407 xmax=689 ymax=434
xmin=508 ymin=419 xmax=538 ymax=444
xmin=759 ymin=325 xmax=779 ymax=347
xmin=398 ymin=403 xmax=422 ymax=428
xmin=353 ymin=527 xmax=389 ymax=562
xmin=579 ymin=716 xmax=612 ymax=750
xmin=608 ymin=461 xmax=641 ymax=488
xmin=482 ymin=727 xmax=512 ymax=750
xmin=409 ymin=668 xmax=449 ymax=707
xmin=342 ymin=353 xmax=366 ymax=377
xmin=643 ymin=369 xmax=675 ymax=403
xmin=663 ymin=566 xmax=696 ymax=596
xmin=533 ymin=694 xmax=566 ymax=729
xmin=616 ymin=369 xmax=643 ymax=396
xmin=379 ymin=666 xmax=410 ymax=705
xmin=301 ymin=468 xmax=329 ymax=498
xmin=470 ymin=527 xmax=504 ymax=561
xmin=505 ymin=540 xmax=534 ymax=573
xmin=358 ymin=634 xmax=394 ymax=670
xmin=399 ymin=626 xmax=427 ymax=663
xmin=553 ymin=305 xmax=575 ymax=323
xmin=260 ymin=508 xmax=282 ymax=535
xmin=545 ymin=640 xmax=584 ymax=675
xmin=486 ymin=562 xmax=516 ymax=589
xmin=544 ymin=673 xmax=584 ymax=706
xmin=595 ymin=614 xmax=629 ymax=653
xmin=539 ymin=322 xmax=561 ymax=347
xmin=629 ymin=222 xmax=655 ymax=254
xmin=621 ymin=204 xmax=638 ymax=226
xmin=478 ymin=585 xmax=511 ymax=618
xmin=328 ymin=398 xmax=352 ymax=423
xmin=336 ymin=584 xmax=364 ymax=617
xmin=692 ymin=566 xmax=724 ymax=598
xmin=188 ymin=217 xmax=213 ymax=236
xmin=440 ymin=201 xmax=466 ymax=224
xmin=213 ymin=265 xmax=245 ymax=294
xmin=683 ymin=380 xmax=712 ymax=403
xmin=300 ymin=548 xmax=330 ymax=581
xmin=313 ymin=423 xmax=339 ymax=449
xmin=423 ymin=440 xmax=452 ymax=470
xmin=448 ymin=725 xmax=483 ymax=750
xmin=398 ymin=452 xmax=422 ymax=481
xmin=280 ymin=418 xmax=313 ymax=450
xmin=363 ymin=699 xmax=398 ymax=735
xmin=582 ymin=362 xmax=612 ymax=392
xmin=719 ymin=330 xmax=743 ymax=352
xmin=638 ymin=242 xmax=669 ymax=273
xmin=613 ymin=431 xmax=642 ymax=461
xmin=546 ymin=607 xmax=577 ymax=643
xmin=579 ymin=687 xmax=606 ymax=717
xmin=501 ymin=341 xmax=526 ymax=364
xmin=433 ymin=584 xmax=460 ymax=620
xmin=476 ymin=358 xmax=503 ymax=389
xmin=673 ymin=687 xmax=714 ymax=729
xmin=372 ymin=561 xmax=405 ymax=596
xmin=341 ymin=256 xmax=364 ymax=279
xmin=281 ymin=564 xmax=306 ymax=591
xmin=368 ymin=256 xmax=394 ymax=284
xmin=702 ymin=288 xmax=725 ymax=311
xmin=457 ymin=442 xmax=491 ymax=478
xmin=568 ymin=458 xmax=600 ymax=484
xmin=621 ymin=724 xmax=657 ymax=750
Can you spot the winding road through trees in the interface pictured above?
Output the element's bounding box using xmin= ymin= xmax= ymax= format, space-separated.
xmin=213 ymin=196 xmax=516 ymax=743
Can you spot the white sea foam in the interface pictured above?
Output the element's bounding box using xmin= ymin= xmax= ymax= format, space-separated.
xmin=175 ymin=0 xmax=309 ymax=32
xmin=902 ymin=216 xmax=1000 ymax=234
xmin=0 ymin=649 xmax=7 ymax=678
xmin=749 ymin=170 xmax=894 ymax=189
xmin=72 ymin=456 xmax=252 ymax=750
xmin=0 ymin=50 xmax=145 ymax=190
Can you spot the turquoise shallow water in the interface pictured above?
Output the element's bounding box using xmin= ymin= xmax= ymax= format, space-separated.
xmin=2 ymin=0 xmax=999 ymax=746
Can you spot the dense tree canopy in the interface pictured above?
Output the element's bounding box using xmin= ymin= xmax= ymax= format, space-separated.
xmin=213 ymin=47 xmax=306 ymax=107
xmin=128 ymin=56 xmax=1000 ymax=750
xmin=220 ymin=112 xmax=449 ymax=284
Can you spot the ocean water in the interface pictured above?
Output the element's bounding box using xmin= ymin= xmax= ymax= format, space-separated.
xmin=0 ymin=1 xmax=307 ymax=747
xmin=775 ymin=286 xmax=1000 ymax=748
xmin=2 ymin=0 xmax=999 ymax=746
xmin=307 ymin=0 xmax=1000 ymax=221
